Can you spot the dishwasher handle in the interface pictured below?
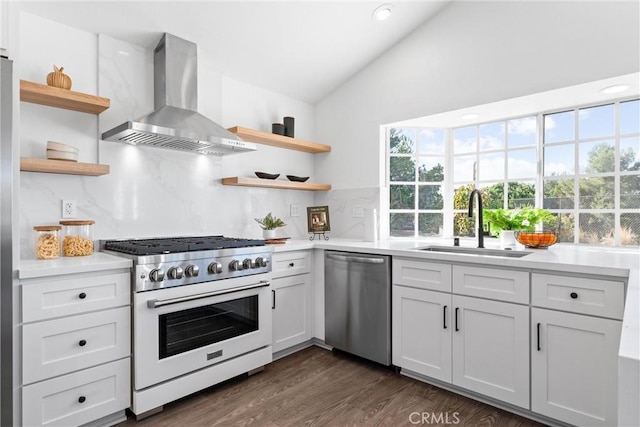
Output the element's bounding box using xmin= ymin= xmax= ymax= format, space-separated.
xmin=326 ymin=253 xmax=385 ymax=264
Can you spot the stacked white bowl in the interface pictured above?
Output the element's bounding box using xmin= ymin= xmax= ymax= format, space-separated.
xmin=46 ymin=141 xmax=79 ymax=162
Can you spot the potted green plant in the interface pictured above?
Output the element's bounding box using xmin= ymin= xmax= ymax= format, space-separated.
xmin=255 ymin=212 xmax=286 ymax=239
xmin=483 ymin=207 xmax=554 ymax=249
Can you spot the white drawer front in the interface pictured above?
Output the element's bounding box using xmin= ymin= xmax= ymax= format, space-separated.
xmin=22 ymin=272 xmax=130 ymax=322
xmin=22 ymin=358 xmax=130 ymax=427
xmin=272 ymin=251 xmax=311 ymax=277
xmin=392 ymin=258 xmax=451 ymax=292
xmin=453 ymin=266 xmax=529 ymax=304
xmin=532 ymin=274 xmax=625 ymax=319
xmin=23 ymin=307 xmax=131 ymax=385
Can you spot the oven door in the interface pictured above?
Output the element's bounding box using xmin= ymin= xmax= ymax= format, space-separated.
xmin=134 ymin=275 xmax=272 ymax=390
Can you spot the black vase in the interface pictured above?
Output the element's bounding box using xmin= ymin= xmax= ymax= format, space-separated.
xmin=272 ymin=123 xmax=285 ymax=135
xmin=283 ymin=116 xmax=295 ymax=138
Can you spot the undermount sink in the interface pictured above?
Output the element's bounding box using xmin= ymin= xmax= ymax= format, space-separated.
xmin=415 ymin=245 xmax=532 ymax=258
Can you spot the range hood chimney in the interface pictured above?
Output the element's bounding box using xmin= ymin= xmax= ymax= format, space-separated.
xmin=101 ymin=33 xmax=256 ymax=156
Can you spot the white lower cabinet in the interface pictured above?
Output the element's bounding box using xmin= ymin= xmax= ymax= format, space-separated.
xmin=271 ymin=251 xmax=313 ymax=353
xmin=531 ymin=307 xmax=622 ymax=426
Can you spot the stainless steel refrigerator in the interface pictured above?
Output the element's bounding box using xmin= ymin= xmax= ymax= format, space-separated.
xmin=0 ymin=54 xmax=14 ymax=426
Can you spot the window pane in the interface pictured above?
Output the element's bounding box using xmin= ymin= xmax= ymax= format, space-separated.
xmin=479 ymin=122 xmax=505 ymax=151
xmin=620 ymin=175 xmax=640 ymax=209
xmin=508 ymin=181 xmax=536 ymax=208
xmin=453 ymin=126 xmax=477 ymax=153
xmin=390 ymin=213 xmax=415 ymax=237
xmin=390 ymin=185 xmax=414 ymax=209
xmin=508 ymin=148 xmax=536 ymax=179
xmin=544 ymin=178 xmax=575 ymax=209
xmin=544 ymin=111 xmax=575 ymax=143
xmin=579 ymin=176 xmax=615 ymax=209
xmin=579 ymin=213 xmax=615 ymax=245
xmin=544 ymin=213 xmax=575 ymax=243
xmin=418 ymin=129 xmax=445 ymax=154
xmin=480 ymin=182 xmax=503 ymax=209
xmin=579 ymin=140 xmax=614 ymax=174
xmin=419 ymin=213 xmax=443 ymax=237
xmin=579 ymin=104 xmax=614 ymax=139
xmin=479 ymin=152 xmax=504 ymax=181
xmin=418 ymin=157 xmax=444 ymax=182
xmin=620 ymin=100 xmax=640 ymax=135
xmin=389 ymin=128 xmax=415 ymax=154
xmin=620 ymin=213 xmax=640 ymax=246
xmin=390 ymin=156 xmax=415 ymax=181
xmin=620 ymin=137 xmax=640 ymax=172
xmin=544 ymin=144 xmax=575 ymax=176
xmin=453 ymin=155 xmax=476 ymax=182
xmin=508 ymin=116 xmax=537 ymax=147
xmin=418 ymin=185 xmax=443 ymax=209
xmin=453 ymin=212 xmax=475 ymax=237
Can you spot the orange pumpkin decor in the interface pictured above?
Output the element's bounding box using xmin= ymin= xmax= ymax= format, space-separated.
xmin=46 ymin=65 xmax=72 ymax=90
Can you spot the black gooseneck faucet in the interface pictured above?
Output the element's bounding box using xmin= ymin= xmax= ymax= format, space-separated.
xmin=468 ymin=189 xmax=484 ymax=248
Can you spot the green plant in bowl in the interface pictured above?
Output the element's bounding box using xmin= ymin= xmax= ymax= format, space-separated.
xmin=484 ymin=207 xmax=554 ymax=236
xmin=254 ymin=212 xmax=286 ymax=230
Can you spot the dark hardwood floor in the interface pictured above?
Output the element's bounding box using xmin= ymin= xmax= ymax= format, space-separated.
xmin=119 ymin=346 xmax=547 ymax=427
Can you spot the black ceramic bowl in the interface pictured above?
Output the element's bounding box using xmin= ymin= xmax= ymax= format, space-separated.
xmin=255 ymin=172 xmax=280 ymax=180
xmin=286 ymin=175 xmax=310 ymax=182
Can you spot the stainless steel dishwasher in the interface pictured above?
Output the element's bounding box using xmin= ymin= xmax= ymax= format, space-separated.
xmin=324 ymin=251 xmax=391 ymax=366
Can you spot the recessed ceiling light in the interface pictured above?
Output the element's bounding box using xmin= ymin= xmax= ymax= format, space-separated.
xmin=600 ymin=84 xmax=629 ymax=94
xmin=372 ymin=4 xmax=393 ymax=21
xmin=461 ymin=113 xmax=479 ymax=120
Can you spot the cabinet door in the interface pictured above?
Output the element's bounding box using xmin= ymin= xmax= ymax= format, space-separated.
xmin=452 ymin=295 xmax=529 ymax=409
xmin=392 ymin=286 xmax=451 ymax=382
xmin=272 ymin=273 xmax=312 ymax=353
xmin=531 ymin=308 xmax=621 ymax=426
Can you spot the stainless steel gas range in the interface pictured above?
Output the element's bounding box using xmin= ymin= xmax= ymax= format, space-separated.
xmin=101 ymin=236 xmax=273 ymax=418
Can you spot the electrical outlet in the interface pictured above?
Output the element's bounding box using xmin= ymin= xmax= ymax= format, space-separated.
xmin=290 ymin=204 xmax=300 ymax=217
xmin=62 ymin=200 xmax=77 ymax=218
xmin=353 ymin=205 xmax=364 ymax=218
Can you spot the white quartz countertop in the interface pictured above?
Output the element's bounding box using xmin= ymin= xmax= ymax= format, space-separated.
xmin=19 ymin=252 xmax=133 ymax=279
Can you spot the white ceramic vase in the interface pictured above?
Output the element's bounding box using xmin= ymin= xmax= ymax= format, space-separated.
xmin=263 ymin=229 xmax=276 ymax=239
xmin=500 ymin=230 xmax=517 ymax=250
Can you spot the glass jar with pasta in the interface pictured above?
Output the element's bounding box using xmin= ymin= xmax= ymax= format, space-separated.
xmin=34 ymin=225 xmax=61 ymax=259
xmin=59 ymin=220 xmax=95 ymax=257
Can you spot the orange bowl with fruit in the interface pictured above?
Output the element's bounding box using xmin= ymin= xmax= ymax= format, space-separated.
xmin=516 ymin=231 xmax=557 ymax=248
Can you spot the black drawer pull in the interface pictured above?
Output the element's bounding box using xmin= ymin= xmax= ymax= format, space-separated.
xmin=570 ymin=292 xmax=578 ymax=299
xmin=537 ymin=323 xmax=541 ymax=351
xmin=289 ymin=262 xmax=295 ymax=267
xmin=78 ymin=340 xmax=87 ymax=347
xmin=272 ymin=290 xmax=276 ymax=309
xmin=78 ymin=292 xmax=87 ymax=299
xmin=455 ymin=307 xmax=459 ymax=332
xmin=78 ymin=396 xmax=86 ymax=403
xmin=443 ymin=305 xmax=447 ymax=329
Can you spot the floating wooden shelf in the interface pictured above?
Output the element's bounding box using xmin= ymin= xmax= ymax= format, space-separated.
xmin=20 ymin=80 xmax=110 ymax=115
xmin=228 ymin=126 xmax=331 ymax=154
xmin=222 ymin=177 xmax=331 ymax=191
xmin=20 ymin=158 xmax=110 ymax=176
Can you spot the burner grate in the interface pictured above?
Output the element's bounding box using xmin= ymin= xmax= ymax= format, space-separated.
xmin=104 ymin=236 xmax=265 ymax=255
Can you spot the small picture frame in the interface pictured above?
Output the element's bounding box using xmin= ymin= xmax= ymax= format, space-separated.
xmin=307 ymin=205 xmax=331 ymax=233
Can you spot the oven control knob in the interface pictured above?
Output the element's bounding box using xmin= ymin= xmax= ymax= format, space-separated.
xmin=243 ymin=258 xmax=255 ymax=269
xmin=208 ymin=262 xmax=223 ymax=274
xmin=255 ymin=257 xmax=268 ymax=268
xmin=185 ymin=264 xmax=200 ymax=277
xmin=229 ymin=260 xmax=242 ymax=271
xmin=168 ymin=266 xmax=184 ymax=280
xmin=149 ymin=268 xmax=165 ymax=282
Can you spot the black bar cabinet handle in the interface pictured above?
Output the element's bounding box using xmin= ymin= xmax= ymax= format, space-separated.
xmin=443 ymin=305 xmax=448 ymax=329
xmin=537 ymin=322 xmax=541 ymax=351
xmin=455 ymin=307 xmax=459 ymax=331
xmin=272 ymin=289 xmax=276 ymax=309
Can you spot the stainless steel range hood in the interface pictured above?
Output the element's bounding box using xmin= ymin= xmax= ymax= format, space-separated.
xmin=101 ymin=33 xmax=256 ymax=156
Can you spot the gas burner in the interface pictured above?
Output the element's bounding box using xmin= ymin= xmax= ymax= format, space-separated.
xmin=103 ymin=235 xmax=265 ymax=255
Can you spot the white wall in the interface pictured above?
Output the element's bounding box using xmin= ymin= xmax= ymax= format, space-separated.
xmin=18 ymin=12 xmax=317 ymax=258
xmin=315 ymin=1 xmax=640 ymax=191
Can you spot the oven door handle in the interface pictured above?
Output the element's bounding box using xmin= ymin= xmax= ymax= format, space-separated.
xmin=146 ymin=280 xmax=271 ymax=309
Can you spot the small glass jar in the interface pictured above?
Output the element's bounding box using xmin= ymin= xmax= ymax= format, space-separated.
xmin=34 ymin=225 xmax=61 ymax=260
xmin=59 ymin=220 xmax=95 ymax=257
